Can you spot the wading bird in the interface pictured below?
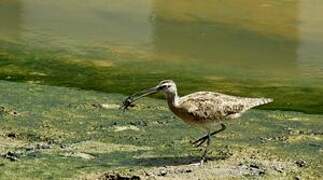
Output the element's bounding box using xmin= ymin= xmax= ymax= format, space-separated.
xmin=121 ymin=80 xmax=273 ymax=164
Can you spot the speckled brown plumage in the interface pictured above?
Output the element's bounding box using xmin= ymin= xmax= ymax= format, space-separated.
xmin=169 ymin=91 xmax=272 ymax=127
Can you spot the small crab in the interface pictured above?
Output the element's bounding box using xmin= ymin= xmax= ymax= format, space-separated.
xmin=120 ymin=96 xmax=136 ymax=111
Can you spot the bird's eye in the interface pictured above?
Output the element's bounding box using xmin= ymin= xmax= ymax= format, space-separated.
xmin=166 ymin=85 xmax=171 ymax=88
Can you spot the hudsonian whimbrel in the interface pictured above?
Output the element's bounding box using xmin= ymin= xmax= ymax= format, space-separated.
xmin=121 ymin=80 xmax=273 ymax=163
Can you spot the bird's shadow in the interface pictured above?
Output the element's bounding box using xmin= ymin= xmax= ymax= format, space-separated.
xmin=75 ymin=150 xmax=229 ymax=169
xmin=76 ymin=155 xmax=204 ymax=169
xmin=130 ymin=155 xmax=219 ymax=167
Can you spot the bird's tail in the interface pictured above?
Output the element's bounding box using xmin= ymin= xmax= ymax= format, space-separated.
xmin=245 ymin=97 xmax=273 ymax=109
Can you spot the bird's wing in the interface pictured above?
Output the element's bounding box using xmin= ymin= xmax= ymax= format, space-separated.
xmin=178 ymin=91 xmax=247 ymax=121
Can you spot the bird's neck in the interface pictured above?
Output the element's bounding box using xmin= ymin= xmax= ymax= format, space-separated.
xmin=165 ymin=91 xmax=179 ymax=108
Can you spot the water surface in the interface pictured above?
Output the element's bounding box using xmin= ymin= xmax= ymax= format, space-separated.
xmin=0 ymin=0 xmax=323 ymax=113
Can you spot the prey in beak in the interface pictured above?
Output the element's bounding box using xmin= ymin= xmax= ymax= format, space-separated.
xmin=120 ymin=86 xmax=159 ymax=111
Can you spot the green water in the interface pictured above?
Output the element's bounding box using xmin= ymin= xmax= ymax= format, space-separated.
xmin=1 ymin=0 xmax=323 ymax=113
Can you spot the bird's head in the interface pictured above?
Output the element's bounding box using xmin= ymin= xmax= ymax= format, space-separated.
xmin=120 ymin=80 xmax=177 ymax=111
xmin=156 ymin=80 xmax=177 ymax=95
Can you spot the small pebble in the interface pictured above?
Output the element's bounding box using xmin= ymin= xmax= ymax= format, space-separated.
xmin=25 ymin=146 xmax=35 ymax=151
xmin=102 ymin=173 xmax=140 ymax=180
xmin=7 ymin=132 xmax=17 ymax=139
xmin=2 ymin=151 xmax=19 ymax=161
xmin=295 ymin=160 xmax=307 ymax=167
xmin=294 ymin=175 xmax=301 ymax=180
xmin=272 ymin=165 xmax=284 ymax=173
xmin=159 ymin=169 xmax=167 ymax=176
xmin=10 ymin=111 xmax=18 ymax=116
xmin=36 ymin=143 xmax=51 ymax=150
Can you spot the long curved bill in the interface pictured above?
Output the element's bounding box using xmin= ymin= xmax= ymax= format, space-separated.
xmin=130 ymin=86 xmax=159 ymax=101
xmin=120 ymin=86 xmax=159 ymax=111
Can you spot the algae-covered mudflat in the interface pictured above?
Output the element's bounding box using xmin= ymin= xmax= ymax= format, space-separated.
xmin=0 ymin=81 xmax=322 ymax=179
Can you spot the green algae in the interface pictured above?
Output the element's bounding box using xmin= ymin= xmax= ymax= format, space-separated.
xmin=0 ymin=81 xmax=322 ymax=179
xmin=0 ymin=42 xmax=323 ymax=114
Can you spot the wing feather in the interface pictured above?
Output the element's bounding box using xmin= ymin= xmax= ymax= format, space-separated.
xmin=178 ymin=91 xmax=246 ymax=121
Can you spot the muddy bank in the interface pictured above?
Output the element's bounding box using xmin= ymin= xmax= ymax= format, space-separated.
xmin=0 ymin=81 xmax=322 ymax=179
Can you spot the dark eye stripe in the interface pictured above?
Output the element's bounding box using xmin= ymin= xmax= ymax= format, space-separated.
xmin=158 ymin=85 xmax=170 ymax=89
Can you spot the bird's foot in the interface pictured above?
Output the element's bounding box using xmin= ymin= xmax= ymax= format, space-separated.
xmin=189 ymin=158 xmax=207 ymax=166
xmin=196 ymin=156 xmax=210 ymax=166
xmin=189 ymin=161 xmax=203 ymax=166
xmin=200 ymin=158 xmax=205 ymax=166
xmin=200 ymin=150 xmax=209 ymax=163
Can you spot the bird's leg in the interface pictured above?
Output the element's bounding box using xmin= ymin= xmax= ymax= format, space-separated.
xmin=192 ymin=134 xmax=208 ymax=147
xmin=191 ymin=123 xmax=226 ymax=147
xmin=200 ymin=131 xmax=211 ymax=164
xmin=210 ymin=123 xmax=226 ymax=136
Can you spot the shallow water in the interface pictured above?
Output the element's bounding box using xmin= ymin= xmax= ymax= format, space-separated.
xmin=0 ymin=0 xmax=323 ymax=113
